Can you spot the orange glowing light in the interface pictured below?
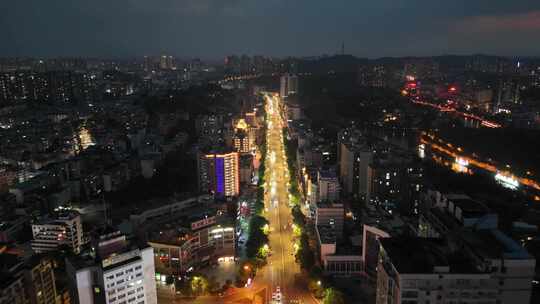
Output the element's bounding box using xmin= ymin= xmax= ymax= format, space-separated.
xmin=421 ymin=135 xmax=540 ymax=191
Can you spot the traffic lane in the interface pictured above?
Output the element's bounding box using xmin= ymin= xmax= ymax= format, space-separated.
xmin=265 ymin=129 xmax=286 ymax=291
xmin=261 ymin=94 xmax=316 ymax=303
xmin=263 ymin=179 xmax=284 ymax=286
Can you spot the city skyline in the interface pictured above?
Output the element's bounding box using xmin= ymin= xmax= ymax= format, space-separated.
xmin=1 ymin=1 xmax=540 ymax=59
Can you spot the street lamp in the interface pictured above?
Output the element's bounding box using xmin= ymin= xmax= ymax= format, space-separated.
xmin=317 ymin=280 xmax=322 ymax=286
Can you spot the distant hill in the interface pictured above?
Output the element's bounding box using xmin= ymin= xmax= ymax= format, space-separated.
xmin=298 ymin=55 xmax=368 ymax=74
xmin=295 ymin=54 xmax=519 ymax=75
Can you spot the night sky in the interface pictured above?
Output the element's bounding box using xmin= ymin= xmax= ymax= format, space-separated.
xmin=1 ymin=0 xmax=539 ymax=59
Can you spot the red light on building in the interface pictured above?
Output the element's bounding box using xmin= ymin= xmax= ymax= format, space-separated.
xmin=449 ymin=86 xmax=457 ymax=92
xmin=407 ymin=82 xmax=417 ymax=88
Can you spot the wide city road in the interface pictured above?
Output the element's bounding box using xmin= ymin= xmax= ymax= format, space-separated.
xmin=158 ymin=93 xmax=316 ymax=304
xmin=254 ymin=93 xmax=318 ymax=304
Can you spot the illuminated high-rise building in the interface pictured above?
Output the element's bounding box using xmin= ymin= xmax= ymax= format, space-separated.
xmin=280 ymin=74 xmax=298 ymax=98
xmin=143 ymin=56 xmax=153 ymax=72
xmin=198 ymin=150 xmax=240 ymax=197
xmin=280 ymin=75 xmax=287 ymax=98
xmin=166 ymin=56 xmax=174 ymax=70
xmin=24 ymin=256 xmax=58 ymax=304
xmin=233 ymin=119 xmax=251 ymax=153
xmin=159 ymin=55 xmax=167 ymax=70
xmin=159 ymin=55 xmax=175 ymax=70
xmin=0 ymin=254 xmax=60 ymax=304
xmin=339 ymin=141 xmax=372 ymax=199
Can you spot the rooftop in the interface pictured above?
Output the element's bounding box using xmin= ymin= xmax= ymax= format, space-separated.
xmin=123 ymin=194 xmax=212 ymax=216
xmin=429 ymin=207 xmax=460 ymax=230
xmin=68 ymin=234 xmax=150 ymax=271
xmin=362 ymin=209 xmax=407 ymax=236
xmin=460 ymin=229 xmax=532 ymax=260
xmin=147 ymin=228 xmax=192 ymax=247
xmin=0 ymin=252 xmax=24 ymax=289
xmin=380 ymin=237 xmax=478 ymax=274
xmin=143 ymin=204 xmax=231 ymax=234
xmin=0 ymin=214 xmax=29 ymax=231
xmin=199 ymin=146 xmax=237 ymax=156
xmin=240 ymin=154 xmax=253 ymax=165
xmin=316 ymin=201 xmax=344 ymax=209
xmin=316 ymin=225 xmax=336 ymax=244
xmin=450 ymin=198 xmax=490 ymax=218
xmin=0 ymin=271 xmax=22 ymax=289
xmin=306 ymin=166 xmax=319 ymax=180
xmin=0 ymin=253 xmax=22 ymax=272
xmin=10 ymin=172 xmax=51 ymax=192
xmin=33 ymin=210 xmax=80 ymax=226
xmin=372 ymin=153 xmax=416 ymax=167
xmin=318 ymin=168 xmax=337 ymax=179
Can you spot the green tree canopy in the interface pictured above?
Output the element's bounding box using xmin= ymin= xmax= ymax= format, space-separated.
xmin=323 ymin=288 xmax=345 ymax=304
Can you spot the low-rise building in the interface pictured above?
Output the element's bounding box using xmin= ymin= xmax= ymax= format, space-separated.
xmin=418 ymin=192 xmax=498 ymax=238
xmin=315 ymin=202 xmax=344 ymax=238
xmin=31 ymin=211 xmax=83 ymax=254
xmin=9 ymin=174 xmax=56 ymax=204
xmin=315 ymin=225 xmax=362 ymax=276
xmin=0 ymin=214 xmax=30 ymax=243
xmin=145 ymin=205 xmax=234 ymax=278
xmin=128 ymin=195 xmax=212 ymax=227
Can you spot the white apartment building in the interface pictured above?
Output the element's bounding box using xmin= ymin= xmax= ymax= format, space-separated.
xmin=31 ymin=211 xmax=83 ymax=254
xmin=67 ymin=231 xmax=157 ymax=304
xmin=198 ymin=151 xmax=240 ymax=198
xmin=376 ymin=234 xmax=536 ymax=304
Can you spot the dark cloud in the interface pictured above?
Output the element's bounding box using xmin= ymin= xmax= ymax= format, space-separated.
xmin=1 ymin=0 xmax=539 ymax=58
xmin=454 ymin=11 xmax=540 ymax=33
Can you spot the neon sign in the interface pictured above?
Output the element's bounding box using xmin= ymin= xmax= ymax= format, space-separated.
xmin=216 ymin=157 xmax=224 ymax=195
